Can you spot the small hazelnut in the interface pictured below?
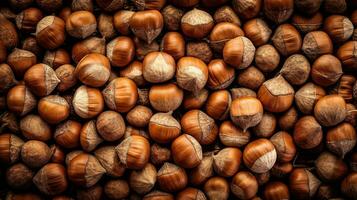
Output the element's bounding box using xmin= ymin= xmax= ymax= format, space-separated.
xmin=253 ymin=112 xmax=276 ymax=138
xmin=157 ymin=162 xmax=188 ymax=192
xmin=181 ymin=8 xmax=214 ymax=39
xmin=280 ymin=54 xmax=311 ymax=85
xmin=219 ymin=121 xmax=251 ymax=147
xmin=20 ymin=114 xmax=51 ymax=141
xmin=231 ymin=88 xmax=257 ymax=99
xmin=133 ymin=0 xmax=166 ymax=10
xmin=7 ymin=48 xmax=37 ymax=78
xmin=295 ymin=82 xmax=326 ymax=114
xmin=96 ymin=111 xmax=125 ymax=141
xmin=223 ymin=36 xmax=255 ymax=69
xmin=181 ymin=109 xmax=218 ymax=145
xmin=66 ymin=11 xmax=97 ymax=39
xmin=126 ymin=105 xmax=152 ymax=128
xmin=94 ymin=146 xmax=126 ymax=177
xmin=243 ymin=138 xmax=277 ymax=173
xmin=43 ymin=48 xmax=71 ymax=69
xmin=98 ymin=14 xmax=116 ymax=40
xmin=95 ymin=0 xmax=125 ymax=12
xmin=134 ymin=36 xmax=160 ymax=61
xmin=204 ymin=177 xmax=230 ymax=200
xmin=255 ymin=44 xmax=280 ymax=73
xmin=72 ymin=37 xmax=106 ymax=63
xmin=55 ymin=64 xmax=77 ymax=92
xmin=36 ymin=16 xmax=65 ymax=49
xmin=341 ymin=173 xmax=357 ymax=199
xmin=130 ymin=10 xmax=163 ymax=44
xmin=214 ymin=6 xmax=241 ymax=26
xmin=243 ymin=18 xmax=272 ymax=47
xmin=6 ymin=85 xmax=36 ymax=116
xmin=119 ymin=61 xmax=146 ymax=86
xmin=149 ymin=112 xmax=181 ymax=143
xmin=177 ymin=188 xmax=206 ymax=200
xmin=0 ymin=14 xmax=18 ymax=49
xmin=293 ymin=116 xmax=323 ymax=149
xmin=71 ymin=0 xmax=93 ymax=12
xmin=102 ymin=77 xmax=138 ymax=113
xmin=160 ymin=32 xmax=185 ymax=60
xmin=190 ymin=154 xmax=214 ymax=186
xmin=289 ymin=168 xmax=321 ymax=200
xmin=272 ymin=24 xmax=302 ymax=56
xmin=6 ymin=163 xmax=33 ymax=190
xmin=38 ymin=95 xmax=70 ymax=124
xmin=207 ymin=59 xmax=235 ymax=90
xmin=186 ymin=41 xmax=213 ymax=64
xmin=0 ymin=133 xmax=24 ymax=164
xmin=294 ymin=0 xmax=323 ymax=15
xmin=67 ymin=153 xmax=106 ymax=187
xmin=130 ymin=163 xmax=157 ymax=194
xmin=324 ymin=15 xmax=353 ymax=43
xmin=206 ymin=90 xmax=232 ymax=120
xmin=315 ymin=151 xmax=348 ymax=181
xmin=264 ymin=0 xmax=294 ymax=24
xmin=209 ymin=22 xmax=244 ymax=53
xmin=76 ymin=185 xmax=103 ymax=200
xmin=231 ymin=171 xmax=258 ymax=199
xmin=15 ymin=7 xmax=43 ymax=33
xmin=263 ymin=182 xmax=290 ymax=200
xmin=116 ymin=135 xmax=150 ymax=169
xmin=230 ymin=97 xmax=263 ymax=131
xmin=54 ymin=120 xmax=82 ymax=149
xmin=143 ymin=51 xmax=176 ymax=83
xmin=24 ymin=63 xmax=60 ymax=97
xmin=345 ymin=103 xmax=357 ymax=126
xmin=104 ymin=179 xmax=129 ymax=199
xmin=106 ymin=36 xmax=135 ymax=67
xmin=21 ymin=140 xmax=51 ymax=168
xmin=149 ymin=83 xmax=183 ymax=112
xmin=270 ymin=131 xmax=296 ymax=162
xmin=113 ymin=10 xmax=134 ymax=35
xmin=150 ymin=144 xmax=171 ymax=166
xmin=73 ymin=86 xmax=104 ymax=119
xmin=232 ymin=0 xmax=261 ymax=19
xmin=292 ymin=12 xmax=323 ymax=34
xmin=237 ymin=66 xmax=265 ymax=90
xmin=172 ymin=134 xmax=202 ymax=168
xmin=176 ymin=57 xmax=208 ymax=92
xmin=271 ymin=162 xmax=293 ymax=178
xmin=33 ymin=163 xmax=67 ymax=195
xmin=326 ymin=122 xmax=356 ymax=158
xmin=183 ymin=89 xmax=209 ymax=110
xmin=337 ymin=41 xmax=357 ymax=71
xmin=314 ymin=94 xmax=347 ymax=126
xmin=50 ymin=144 xmax=65 ymax=164
xmin=324 ymin=0 xmax=347 ymax=14
xmin=80 ymin=120 xmax=103 ymax=152
xmin=213 ymin=147 xmax=242 ymax=177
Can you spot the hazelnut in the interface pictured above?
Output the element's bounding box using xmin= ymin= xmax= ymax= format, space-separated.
xmin=150 ymin=144 xmax=171 ymax=166
xmin=55 ymin=64 xmax=77 ymax=92
xmin=134 ymin=36 xmax=160 ymax=61
xmin=116 ymin=135 xmax=150 ymax=169
xmin=270 ymin=131 xmax=296 ymax=162
xmin=106 ymin=36 xmax=135 ymax=67
xmin=271 ymin=162 xmax=293 ymax=178
xmin=67 ymin=153 xmax=106 ymax=187
xmin=231 ymin=171 xmax=258 ymax=199
xmin=315 ymin=151 xmax=348 ymax=181
xmin=72 ymin=37 xmax=106 ymax=63
xmin=345 ymin=103 xmax=357 ymax=126
xmin=311 ymin=54 xmax=343 ymax=87
xmin=263 ymin=182 xmax=290 ymax=200
xmin=183 ymin=89 xmax=209 ymax=110
xmin=77 ymin=185 xmax=103 ymax=200
xmin=292 ymin=12 xmax=323 ymax=34
xmin=341 ymin=173 xmax=357 ymax=199
xmin=133 ymin=0 xmax=166 ymax=10
xmin=54 ymin=120 xmax=82 ymax=149
xmin=71 ymin=0 xmax=93 ymax=11
xmin=50 ymin=144 xmax=65 ymax=164
xmin=237 ymin=66 xmax=265 ymax=90
xmin=143 ymin=51 xmax=176 ymax=83
xmin=104 ymin=179 xmax=129 ymax=199
xmin=181 ymin=109 xmax=218 ymax=145
xmin=207 ymin=59 xmax=235 ymax=90
xmin=223 ymin=36 xmax=255 ymax=69
xmin=190 ymin=154 xmax=214 ymax=186
xmin=232 ymin=0 xmax=261 ymax=19
xmin=177 ymin=188 xmax=206 ymax=200
xmin=302 ymin=31 xmax=333 ymax=61
xmin=98 ymin=14 xmax=116 ymax=40
xmin=230 ymin=97 xmax=263 ymax=131
xmin=280 ymin=54 xmax=311 ymax=85
xmin=15 ymin=7 xmax=43 ymax=33
xmin=38 ymin=95 xmax=70 ymax=124
xmin=326 ymin=122 xmax=356 ymax=158
xmin=160 ymin=32 xmax=185 ymax=60
xmin=103 ymin=77 xmax=138 ymax=113
xmin=143 ymin=191 xmax=174 ymax=200
xmin=0 ymin=14 xmax=18 ymax=49
xmin=231 ymin=87 xmax=257 ymax=99
xmin=176 ymin=57 xmax=208 ymax=92
xmin=204 ymin=177 xmax=229 ymax=200
xmin=255 ymin=44 xmax=280 ymax=73
xmin=149 ymin=83 xmax=183 ymax=112
xmin=295 ymin=0 xmax=322 ymax=15
xmin=293 ymin=116 xmax=323 ymax=149
xmin=186 ymin=41 xmax=213 ymax=64
xmin=73 ymin=85 xmax=104 ymax=118
xmin=253 ymin=112 xmax=276 ymax=138
xmin=214 ymin=6 xmax=241 ymax=26
xmin=337 ymin=41 xmax=357 ymax=71
xmin=289 ymin=168 xmax=321 ymax=200
xmin=324 ymin=0 xmax=347 ymax=14
xmin=113 ymin=10 xmax=134 ymax=35
xmin=206 ymin=90 xmax=232 ymax=120
xmin=21 ymin=140 xmax=51 ymax=168
xmin=126 ymin=105 xmax=152 ymax=128
xmin=157 ymin=162 xmax=188 ymax=192
xmin=314 ymin=95 xmax=347 ymax=126
xmin=96 ymin=111 xmax=125 ymax=141
xmin=130 ymin=10 xmax=163 ymax=44
xmin=243 ymin=139 xmax=277 ymax=173
xmin=36 ymin=16 xmax=65 ymax=49
xmin=7 ymin=48 xmax=37 ymax=78
xmin=243 ymin=18 xmax=272 ymax=47
xmin=272 ymin=24 xmax=302 ymax=56
xmin=80 ymin=120 xmax=103 ymax=152
xmin=0 ymin=64 xmax=14 ymax=91
xmin=172 ymin=134 xmax=202 ymax=168
xmin=66 ymin=11 xmax=96 ymax=39
xmin=6 ymin=85 xmax=36 ymax=116
xmin=20 ymin=114 xmax=51 ymax=141
xmin=324 ymin=15 xmax=353 ymax=43
xmin=6 ymin=163 xmax=33 ymax=190
xmin=129 ymin=163 xmax=157 ymax=194
xmin=94 ymin=146 xmax=126 ymax=177
xmin=219 ymin=121 xmax=251 ymax=147
xmin=0 ymin=133 xmax=24 ymax=164
xmin=149 ymin=112 xmax=181 ymax=143
xmin=162 ymin=5 xmax=184 ymax=31
xmin=213 ymin=147 xmax=242 ymax=177
xmin=119 ymin=61 xmax=146 ymax=86
xmin=181 ymin=8 xmax=214 ymax=39
xmin=43 ymin=48 xmax=71 ymax=69
xmin=95 ymin=0 xmax=125 ymax=12
xmin=209 ymin=22 xmax=244 ymax=53
xmin=264 ymin=0 xmax=293 ymax=24
xmin=33 ymin=163 xmax=67 ymax=195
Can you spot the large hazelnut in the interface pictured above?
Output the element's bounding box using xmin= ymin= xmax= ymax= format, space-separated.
xmin=311 ymin=54 xmax=343 ymax=87
xmin=36 ymin=16 xmax=65 ymax=49
xmin=230 ymin=97 xmax=263 ymax=131
xmin=94 ymin=146 xmax=126 ymax=177
xmin=302 ymin=31 xmax=333 ymax=61
xmin=80 ymin=120 xmax=103 ymax=152
xmin=66 ymin=11 xmax=96 ymax=39
xmin=143 ymin=51 xmax=176 ymax=83
xmin=149 ymin=112 xmax=181 ymax=143
xmin=160 ymin=32 xmax=185 ymax=60
xmin=255 ymin=44 xmax=280 ymax=73
xmin=21 ymin=140 xmax=51 ymax=168
xmin=293 ymin=116 xmax=323 ymax=149
xmin=324 ymin=15 xmax=353 ymax=43
xmin=129 ymin=163 xmax=157 ymax=194
xmin=33 ymin=163 xmax=67 ymax=195
xmin=20 ymin=114 xmax=51 ymax=141
xmin=106 ymin=36 xmax=135 ymax=67
xmin=157 ymin=162 xmax=188 ymax=192
xmin=231 ymin=171 xmax=258 ymax=199
xmin=289 ymin=169 xmax=321 ymax=200
xmin=171 ymin=134 xmax=202 ymax=168
xmin=272 ymin=24 xmax=302 ymax=56
xmin=253 ymin=112 xmax=276 ymax=138
xmin=72 ymin=85 xmax=104 ymax=118
xmin=264 ymin=0 xmax=293 ymax=24
xmin=206 ymin=90 xmax=232 ymax=120
xmin=213 ymin=147 xmax=242 ymax=177
xmin=96 ymin=111 xmax=125 ymax=141
xmin=54 ymin=120 xmax=82 ymax=149
xmin=130 ymin=10 xmax=163 ymax=44
xmin=295 ymin=82 xmax=326 ymax=114
xmin=280 ymin=54 xmax=311 ymax=86
xmin=314 ymin=94 xmax=347 ymax=126
xmin=243 ymin=139 xmax=277 ymax=173
xmin=38 ymin=95 xmax=70 ymax=124
xmin=6 ymin=85 xmax=36 ymax=116
xmin=223 ymin=36 xmax=255 ymax=69
xmin=7 ymin=48 xmax=37 ymax=78
xmin=219 ymin=121 xmax=251 ymax=147
xmin=0 ymin=133 xmax=23 ymax=164
xmin=326 ymin=122 xmax=356 ymax=158
xmin=243 ymin=18 xmax=272 ymax=47
xmin=232 ymin=0 xmax=261 ymax=19
xmin=181 ymin=8 xmax=214 ymax=39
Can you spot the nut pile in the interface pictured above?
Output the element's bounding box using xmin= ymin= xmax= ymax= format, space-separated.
xmin=1 ymin=0 xmax=357 ymax=199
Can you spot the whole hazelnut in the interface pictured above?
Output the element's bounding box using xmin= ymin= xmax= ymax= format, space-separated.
xmin=172 ymin=134 xmax=202 ymax=168
xmin=292 ymin=13 xmax=323 ymax=34
xmin=126 ymin=105 xmax=152 ymax=128
xmin=243 ymin=139 xmax=277 ymax=173
xmin=73 ymin=86 xmax=104 ymax=118
xmin=209 ymin=22 xmax=244 ymax=53
xmin=143 ymin=51 xmax=176 ymax=83
xmin=337 ymin=41 xmax=357 ymax=71
xmin=20 ymin=114 xmax=51 ymax=141
xmin=326 ymin=122 xmax=356 ymax=158
xmin=130 ymin=10 xmax=163 ymax=44
xmin=7 ymin=48 xmax=37 ymax=78
xmin=263 ymin=182 xmax=290 ymax=200
xmin=190 ymin=154 xmax=214 ymax=186
xmin=230 ymin=97 xmax=263 ymax=131
xmin=231 ymin=87 xmax=257 ymax=99
xmin=65 ymin=150 xmax=83 ymax=166
xmin=72 ymin=37 xmax=106 ymax=63
xmin=113 ymin=10 xmax=134 ymax=35
xmin=105 ymin=180 xmax=130 ymax=199
xmin=311 ymin=54 xmax=343 ymax=87
xmin=71 ymin=0 xmax=93 ymax=11
xmin=341 ymin=173 xmax=357 ymax=199
xmin=129 ymin=163 xmax=157 ymax=194
xmin=21 ymin=140 xmax=51 ymax=168
xmin=237 ymin=66 xmax=265 ymax=90
xmin=55 ymin=64 xmax=77 ymax=92
xmin=157 ymin=162 xmax=188 ymax=192
xmin=324 ymin=15 xmax=353 ymax=43
xmin=161 ymin=5 xmax=183 ymax=31
xmin=186 ymin=41 xmax=213 ymax=64
xmin=150 ymin=144 xmax=171 ymax=166
xmin=68 ymin=153 xmax=106 ymax=187
xmin=232 ymin=0 xmax=261 ymax=19
xmin=176 ymin=56 xmax=208 ymax=92
xmin=6 ymin=85 xmax=36 ymax=116
xmin=331 ymin=75 xmax=356 ymax=103
xmin=214 ymin=6 xmax=241 ymax=26
xmin=0 ymin=133 xmax=24 ymax=164
xmin=271 ymin=162 xmax=293 ymax=178
xmin=43 ymin=48 xmax=71 ymax=69
xmin=207 ymin=59 xmax=235 ymax=90
xmin=272 ymin=24 xmax=302 ymax=56
xmin=223 ymin=36 xmax=255 ymax=69
xmin=54 ymin=120 xmax=82 ymax=149
xmin=134 ymin=36 xmax=160 ymax=61
xmin=289 ymin=168 xmax=321 ymax=200
xmin=38 ymin=95 xmax=70 ymax=124
xmin=33 ymin=163 xmax=67 ymax=195
xmin=77 ymin=185 xmax=103 ymax=200
xmin=102 ymin=77 xmax=138 ymax=113
xmin=231 ymin=171 xmax=258 ymax=199
xmin=15 ymin=7 xmax=43 ymax=32
xmin=183 ymin=89 xmax=209 ymax=110
xmin=270 ymin=131 xmax=296 ymax=162
xmin=149 ymin=83 xmax=183 ymax=112
xmin=243 ymin=18 xmax=272 ymax=47
xmin=149 ymin=112 xmax=181 ymax=143
xmin=315 ymin=152 xmax=348 ymax=181
xmin=302 ymin=31 xmax=333 ymax=61
xmin=160 ymin=32 xmax=185 ymax=60
xmin=143 ymin=190 xmax=174 ymax=200
xmin=258 ymin=76 xmax=295 ymax=113
xmin=204 ymin=177 xmax=229 ymax=200
xmin=206 ymin=90 xmax=232 ymax=120
xmin=36 ymin=16 xmax=65 ymax=49
xmin=80 ymin=120 xmax=103 ymax=152
xmin=119 ymin=61 xmax=146 ymax=86
xmin=264 ymin=0 xmax=293 ymax=24
xmin=96 ymin=111 xmax=125 ymax=141
xmin=95 ymin=0 xmax=125 ymax=12
xmin=324 ymin=0 xmax=347 ymax=14
xmin=253 ymin=112 xmax=276 ymax=138
xmin=66 ymin=11 xmax=96 ymax=39
xmin=295 ymin=0 xmax=323 ymax=15
xmin=98 ymin=14 xmax=116 ymax=40
xmin=181 ymin=8 xmax=214 ymax=39
xmin=219 ymin=121 xmax=251 ymax=147
xmin=6 ymin=163 xmax=33 ymax=190
xmin=0 ymin=14 xmax=18 ymax=49
xmin=314 ymin=95 xmax=347 ymax=126
xmin=0 ymin=64 xmax=15 ymax=91
xmin=106 ymin=36 xmax=135 ymax=67
xmin=293 ymin=116 xmax=323 ymax=149
xmin=295 ymin=82 xmax=326 ymax=114
xmin=181 ymin=109 xmax=218 ymax=145
xmin=116 ymin=135 xmax=150 ymax=169
xmin=177 ymin=188 xmax=206 ymax=200
xmin=24 ymin=63 xmax=60 ymax=97
xmin=213 ymin=147 xmax=242 ymax=177
xmin=94 ymin=146 xmax=126 ymax=177
xmin=280 ymin=54 xmax=311 ymax=85
xmin=255 ymin=44 xmax=280 ymax=73
xmin=75 ymin=53 xmax=110 ymax=87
